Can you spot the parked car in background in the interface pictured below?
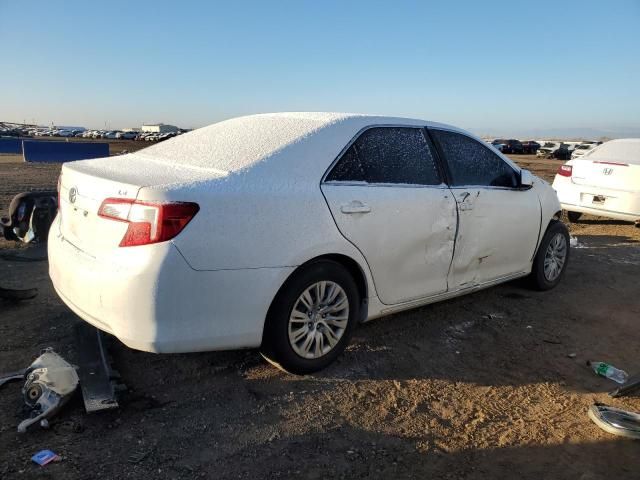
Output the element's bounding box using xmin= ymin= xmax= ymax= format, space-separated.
xmin=116 ymin=131 xmax=138 ymax=140
xmin=489 ymin=141 xmax=505 ymax=152
xmin=572 ymin=142 xmax=599 ymax=159
xmin=492 ymin=139 xmax=523 ymax=154
xmin=537 ymin=142 xmax=570 ymax=160
xmin=553 ymin=139 xmax=640 ymax=225
xmin=103 ymin=131 xmax=121 ymax=139
xmin=50 ymin=113 xmax=568 ymax=374
xmin=521 ymin=141 xmax=540 ymax=154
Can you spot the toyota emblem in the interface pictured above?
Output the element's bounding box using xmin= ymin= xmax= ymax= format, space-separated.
xmin=69 ymin=187 xmax=77 ymax=204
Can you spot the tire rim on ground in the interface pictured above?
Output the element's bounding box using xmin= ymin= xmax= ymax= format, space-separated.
xmin=288 ymin=281 xmax=349 ymax=359
xmin=544 ymin=233 xmax=567 ymax=281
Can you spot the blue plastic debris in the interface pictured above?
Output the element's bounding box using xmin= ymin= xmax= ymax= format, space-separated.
xmin=31 ymin=449 xmax=60 ymax=466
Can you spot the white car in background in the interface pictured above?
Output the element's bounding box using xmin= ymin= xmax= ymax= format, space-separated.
xmin=571 ymin=142 xmax=599 ymax=159
xmin=553 ymin=139 xmax=640 ymax=224
xmin=49 ymin=113 xmax=568 ymax=374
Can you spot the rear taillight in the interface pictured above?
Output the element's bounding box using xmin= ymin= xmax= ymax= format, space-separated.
xmin=557 ymin=165 xmax=573 ymax=177
xmin=98 ymin=198 xmax=199 ymax=247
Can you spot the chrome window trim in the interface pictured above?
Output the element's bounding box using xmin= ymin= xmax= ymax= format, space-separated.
xmin=320 ymin=124 xmax=443 ymax=187
xmin=447 ymin=185 xmax=522 ymax=191
xmin=323 ymin=181 xmax=449 ymax=189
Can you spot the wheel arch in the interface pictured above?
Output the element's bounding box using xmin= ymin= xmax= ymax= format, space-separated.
xmin=262 ymin=253 xmax=369 ymax=346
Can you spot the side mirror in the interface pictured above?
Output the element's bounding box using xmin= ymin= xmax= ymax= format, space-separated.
xmin=520 ymin=169 xmax=534 ymax=189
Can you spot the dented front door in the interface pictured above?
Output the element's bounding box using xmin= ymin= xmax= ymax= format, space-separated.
xmin=448 ymin=187 xmax=540 ymax=289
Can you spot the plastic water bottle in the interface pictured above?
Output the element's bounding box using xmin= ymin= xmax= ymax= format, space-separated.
xmin=587 ymin=361 xmax=628 ymax=384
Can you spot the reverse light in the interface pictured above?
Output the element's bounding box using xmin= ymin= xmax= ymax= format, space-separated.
xmin=98 ymin=198 xmax=199 ymax=247
xmin=557 ymin=165 xmax=573 ymax=177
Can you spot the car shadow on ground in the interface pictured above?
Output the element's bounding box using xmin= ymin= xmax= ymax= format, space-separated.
xmin=213 ymin=426 xmax=638 ymax=479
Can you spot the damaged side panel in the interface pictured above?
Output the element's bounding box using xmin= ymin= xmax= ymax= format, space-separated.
xmin=448 ymin=187 xmax=541 ymax=289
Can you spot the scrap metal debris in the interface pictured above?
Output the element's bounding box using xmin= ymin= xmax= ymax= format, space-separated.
xmin=0 ymin=191 xmax=57 ymax=244
xmin=17 ymin=348 xmax=79 ymax=433
xmin=0 ymin=369 xmax=27 ymax=388
xmin=588 ymin=404 xmax=640 ymax=439
xmin=75 ymin=323 xmax=121 ymax=413
xmin=610 ymin=372 xmax=640 ymax=398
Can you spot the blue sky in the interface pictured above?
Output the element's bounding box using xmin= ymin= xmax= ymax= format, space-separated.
xmin=1 ymin=0 xmax=639 ymax=137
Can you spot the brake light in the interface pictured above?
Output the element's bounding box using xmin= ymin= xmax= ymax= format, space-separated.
xmin=557 ymin=165 xmax=573 ymax=177
xmin=98 ymin=198 xmax=199 ymax=247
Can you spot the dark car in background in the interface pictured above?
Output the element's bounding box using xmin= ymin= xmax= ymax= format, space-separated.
xmin=492 ymin=139 xmax=524 ymax=154
xmin=521 ymin=141 xmax=540 ymax=154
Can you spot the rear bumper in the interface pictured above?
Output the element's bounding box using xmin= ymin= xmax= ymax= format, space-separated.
xmin=48 ymin=216 xmax=294 ymax=353
xmin=559 ymin=202 xmax=640 ymax=222
xmin=552 ymin=176 xmax=640 ymax=221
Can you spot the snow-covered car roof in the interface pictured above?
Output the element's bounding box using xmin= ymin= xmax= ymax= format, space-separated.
xmin=68 ymin=113 xmax=511 ymax=190
xmin=583 ymin=138 xmax=640 ymax=165
xmin=136 ymin=112 xmax=460 ymax=174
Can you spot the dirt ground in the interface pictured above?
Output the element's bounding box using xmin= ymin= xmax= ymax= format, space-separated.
xmin=0 ymin=153 xmax=639 ymax=479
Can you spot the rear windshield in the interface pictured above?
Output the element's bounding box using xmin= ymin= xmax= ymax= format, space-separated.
xmin=137 ymin=113 xmax=346 ymax=172
xmin=584 ymin=140 xmax=640 ymax=165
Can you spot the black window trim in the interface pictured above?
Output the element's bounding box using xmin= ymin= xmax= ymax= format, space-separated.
xmin=321 ymin=124 xmax=448 ymax=188
xmin=427 ymin=127 xmax=523 ymax=190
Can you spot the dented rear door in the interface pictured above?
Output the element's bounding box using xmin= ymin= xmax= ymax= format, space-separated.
xmin=321 ymin=126 xmax=457 ymax=305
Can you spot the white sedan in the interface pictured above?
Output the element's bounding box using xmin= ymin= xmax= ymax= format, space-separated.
xmin=552 ymin=139 xmax=640 ymax=224
xmin=49 ymin=113 xmax=569 ymax=374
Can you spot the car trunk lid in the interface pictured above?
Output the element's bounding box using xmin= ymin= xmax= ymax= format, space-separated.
xmin=571 ymin=159 xmax=640 ymax=192
xmin=57 ymin=153 xmax=227 ymax=258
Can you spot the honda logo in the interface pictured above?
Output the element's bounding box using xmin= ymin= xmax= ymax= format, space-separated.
xmin=602 ymin=168 xmax=613 ymax=176
xmin=69 ymin=187 xmax=77 ymax=204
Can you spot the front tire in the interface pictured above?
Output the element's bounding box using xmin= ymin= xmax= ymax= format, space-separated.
xmin=528 ymin=220 xmax=570 ymax=291
xmin=261 ymin=260 xmax=359 ymax=375
xmin=566 ymin=211 xmax=582 ymax=223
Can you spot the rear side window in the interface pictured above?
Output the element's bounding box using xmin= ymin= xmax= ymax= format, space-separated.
xmin=325 ymin=144 xmax=365 ymax=182
xmin=430 ymin=129 xmax=519 ymax=188
xmin=325 ymin=127 xmax=441 ymax=185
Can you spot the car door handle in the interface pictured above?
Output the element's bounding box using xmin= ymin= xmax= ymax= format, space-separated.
xmin=340 ymin=201 xmax=371 ymax=214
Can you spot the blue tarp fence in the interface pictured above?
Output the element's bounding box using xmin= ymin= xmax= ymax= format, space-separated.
xmin=0 ymin=137 xmax=24 ymax=154
xmin=22 ymin=140 xmax=109 ymax=163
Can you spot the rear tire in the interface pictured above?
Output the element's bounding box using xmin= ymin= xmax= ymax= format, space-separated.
xmin=566 ymin=211 xmax=582 ymax=223
xmin=528 ymin=220 xmax=570 ymax=291
xmin=261 ymin=260 xmax=359 ymax=375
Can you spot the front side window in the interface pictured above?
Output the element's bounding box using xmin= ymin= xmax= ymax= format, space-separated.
xmin=430 ymin=129 xmax=519 ymax=188
xmin=325 ymin=127 xmax=441 ymax=185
